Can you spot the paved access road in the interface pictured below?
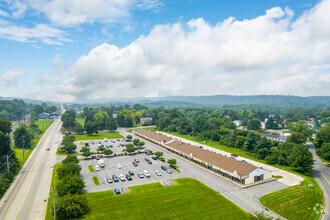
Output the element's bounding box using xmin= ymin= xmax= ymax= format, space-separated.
xmin=0 ymin=118 xmax=63 ymax=220
xmin=307 ymin=144 xmax=330 ymax=220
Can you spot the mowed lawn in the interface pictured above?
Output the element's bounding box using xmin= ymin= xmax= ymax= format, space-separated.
xmin=260 ymin=176 xmax=323 ymax=220
xmin=73 ymin=131 xmax=124 ymax=141
xmin=80 ymin=178 xmax=252 ymax=219
xmin=35 ymin=119 xmax=54 ymax=132
xmin=76 ymin=118 xmax=85 ymax=126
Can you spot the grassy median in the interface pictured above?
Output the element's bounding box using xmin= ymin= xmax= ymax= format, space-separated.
xmin=73 ymin=131 xmax=123 ymax=141
xmin=80 ymin=178 xmax=252 ymax=219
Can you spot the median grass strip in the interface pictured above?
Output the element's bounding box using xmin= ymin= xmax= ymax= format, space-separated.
xmin=35 ymin=119 xmax=54 ymax=132
xmin=272 ymin=175 xmax=283 ymax=179
xmin=45 ymin=163 xmax=62 ymax=220
xmin=80 ymin=178 xmax=252 ymax=219
xmin=88 ymin=165 xmax=94 ymax=172
xmin=73 ymin=131 xmax=123 ymax=141
xmin=260 ymin=175 xmax=323 ymax=220
xmin=92 ymin=176 xmax=100 ymax=185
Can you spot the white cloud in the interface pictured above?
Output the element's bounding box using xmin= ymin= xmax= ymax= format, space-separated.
xmin=0 ymin=68 xmax=26 ymax=86
xmin=5 ymin=0 xmax=162 ymax=26
xmin=58 ymin=0 xmax=330 ymax=101
xmin=0 ymin=23 xmax=68 ymax=44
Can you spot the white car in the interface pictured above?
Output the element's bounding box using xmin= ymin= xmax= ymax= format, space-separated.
xmin=95 ymin=165 xmax=100 ymax=171
xmin=117 ymin=164 xmax=122 ymax=169
xmin=119 ymin=174 xmax=126 ymax=181
xmin=155 ymin=170 xmax=162 ymax=176
xmin=143 ymin=170 xmax=150 ymax=178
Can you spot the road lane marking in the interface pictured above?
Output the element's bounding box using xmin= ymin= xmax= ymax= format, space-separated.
xmin=16 ymin=135 xmax=51 ymax=219
xmin=4 ymin=136 xmax=50 ymax=220
xmin=321 ymin=173 xmax=330 ymax=185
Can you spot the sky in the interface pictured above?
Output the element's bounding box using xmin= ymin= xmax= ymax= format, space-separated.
xmin=0 ymin=0 xmax=329 ymax=102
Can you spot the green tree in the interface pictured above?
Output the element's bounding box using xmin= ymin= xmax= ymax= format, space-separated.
xmin=74 ymin=122 xmax=84 ymax=135
xmin=81 ymin=148 xmax=92 ymax=158
xmin=56 ymin=175 xmax=85 ymax=197
xmin=315 ymin=123 xmax=330 ymax=148
xmin=62 ymin=155 xmax=79 ymax=164
xmin=13 ymin=123 xmax=32 ymax=148
xmin=57 ymin=162 xmax=82 ymax=179
xmin=33 ymin=104 xmax=44 ymax=114
xmin=56 ymin=193 xmax=89 ymax=218
xmin=290 ymin=120 xmax=312 ymax=138
xmin=126 ymin=144 xmax=135 ymax=153
xmin=289 ymin=132 xmax=307 ymax=144
xmin=85 ymin=121 xmax=97 ymax=135
xmin=265 ymin=117 xmax=278 ymax=129
xmin=126 ymin=135 xmax=132 ymax=140
xmin=167 ymin=159 xmax=177 ymax=169
xmin=247 ymin=119 xmax=261 ymax=131
xmin=0 ymin=118 xmax=11 ymax=134
xmin=103 ymin=149 xmax=113 ymax=156
xmin=63 ymin=142 xmax=76 ymax=153
xmin=289 ymin=145 xmax=314 ymax=174
xmin=317 ymin=143 xmax=330 ymax=160
xmin=155 ymin=151 xmax=163 ymax=158
xmin=133 ymin=138 xmax=140 ymax=146
xmin=107 ymin=118 xmax=117 ymax=131
xmin=61 ymin=110 xmax=76 ymax=130
xmin=139 ymin=141 xmax=145 ymax=147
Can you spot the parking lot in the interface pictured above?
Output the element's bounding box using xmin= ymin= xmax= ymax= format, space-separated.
xmin=75 ymin=138 xmax=135 ymax=154
xmin=79 ymin=149 xmax=182 ymax=193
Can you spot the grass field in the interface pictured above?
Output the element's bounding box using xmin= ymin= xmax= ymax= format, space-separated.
xmin=79 ymin=178 xmax=252 ymax=219
xmin=88 ymin=165 xmax=94 ymax=172
xmin=73 ymin=131 xmax=123 ymax=141
xmin=35 ymin=119 xmax=54 ymax=132
xmin=260 ymin=175 xmax=323 ymax=220
xmin=45 ymin=163 xmax=62 ymax=220
xmin=92 ymin=176 xmax=100 ymax=185
xmin=159 ymin=130 xmax=324 ymax=220
xmin=76 ymin=118 xmax=85 ymax=126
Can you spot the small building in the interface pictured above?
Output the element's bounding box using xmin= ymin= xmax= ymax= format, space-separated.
xmin=38 ymin=112 xmax=50 ymax=119
xmin=261 ymin=133 xmax=287 ymax=143
xmin=112 ymin=114 xmax=118 ymax=119
xmin=261 ymin=121 xmax=266 ymax=129
xmin=233 ymin=120 xmax=242 ymax=127
xmin=140 ymin=117 xmax=152 ymax=124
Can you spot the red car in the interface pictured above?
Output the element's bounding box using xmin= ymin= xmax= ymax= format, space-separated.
xmin=132 ymin=161 xmax=138 ymax=166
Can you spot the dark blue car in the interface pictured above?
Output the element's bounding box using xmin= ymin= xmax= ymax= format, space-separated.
xmin=114 ymin=188 xmax=121 ymax=194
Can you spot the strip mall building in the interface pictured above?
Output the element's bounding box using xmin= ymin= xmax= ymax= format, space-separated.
xmin=135 ymin=129 xmax=272 ymax=186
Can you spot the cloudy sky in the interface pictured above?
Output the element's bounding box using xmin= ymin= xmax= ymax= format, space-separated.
xmin=0 ymin=0 xmax=329 ymax=102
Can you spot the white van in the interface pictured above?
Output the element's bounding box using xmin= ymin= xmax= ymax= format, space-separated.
xmin=98 ymin=159 xmax=105 ymax=168
xmin=46 ymin=146 xmax=50 ymax=151
xmin=104 ymin=138 xmax=107 ymax=142
xmin=143 ymin=170 xmax=150 ymax=178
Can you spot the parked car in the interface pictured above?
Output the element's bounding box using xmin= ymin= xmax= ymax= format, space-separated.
xmin=98 ymin=141 xmax=101 ymax=144
xmin=128 ymin=171 xmax=134 ymax=175
xmin=132 ymin=161 xmax=138 ymax=166
xmin=134 ymin=158 xmax=140 ymax=163
xmin=166 ymin=169 xmax=173 ymax=174
xmin=161 ymin=165 xmax=167 ymax=171
xmin=147 ymin=160 xmax=152 ymax=164
xmin=107 ymin=178 xmax=113 ymax=183
xmin=91 ymin=141 xmax=95 ymax=144
xmin=143 ymin=170 xmax=150 ymax=178
xmin=155 ymin=170 xmax=162 ymax=176
xmin=137 ymin=172 xmax=144 ymax=178
xmin=152 ymin=156 xmax=157 ymax=160
xmin=118 ymin=163 xmax=122 ymax=169
xmin=105 ymin=145 xmax=109 ymax=148
xmin=126 ymin=174 xmax=132 ymax=180
xmin=119 ymin=174 xmax=126 ymax=181
xmin=112 ymin=175 xmax=119 ymax=182
xmin=95 ymin=165 xmax=100 ymax=171
xmin=85 ymin=142 xmax=89 ymax=147
xmin=145 ymin=150 xmax=150 ymax=155
xmin=96 ymin=156 xmax=100 ymax=160
xmin=114 ymin=188 xmax=121 ymax=194
xmin=199 ymin=146 xmax=203 ymax=149
xmin=104 ymin=138 xmax=107 ymax=142
xmin=145 ymin=157 xmax=150 ymax=161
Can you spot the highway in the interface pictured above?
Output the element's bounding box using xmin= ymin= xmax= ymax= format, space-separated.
xmin=0 ymin=118 xmax=63 ymax=220
xmin=308 ymin=144 xmax=330 ymax=220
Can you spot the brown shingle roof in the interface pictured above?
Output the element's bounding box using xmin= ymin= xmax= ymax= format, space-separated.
xmin=135 ymin=129 xmax=173 ymax=143
xmin=167 ymin=141 xmax=257 ymax=176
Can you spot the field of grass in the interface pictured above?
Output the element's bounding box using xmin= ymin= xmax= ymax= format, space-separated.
xmin=92 ymin=176 xmax=100 ymax=185
xmin=160 ymin=130 xmax=324 ymax=220
xmin=80 ymin=178 xmax=252 ymax=219
xmin=260 ymin=175 xmax=323 ymax=220
xmin=35 ymin=119 xmax=54 ymax=132
xmin=76 ymin=118 xmax=85 ymax=126
xmin=127 ymin=126 xmax=157 ymax=133
xmin=88 ymin=165 xmax=94 ymax=172
xmin=73 ymin=131 xmax=123 ymax=141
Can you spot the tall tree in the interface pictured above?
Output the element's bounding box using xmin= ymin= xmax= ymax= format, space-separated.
xmin=13 ymin=123 xmax=32 ymax=148
xmin=247 ymin=119 xmax=261 ymax=131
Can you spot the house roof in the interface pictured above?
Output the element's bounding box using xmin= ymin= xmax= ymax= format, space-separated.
xmin=135 ymin=129 xmax=173 ymax=143
xmin=167 ymin=141 xmax=258 ymax=176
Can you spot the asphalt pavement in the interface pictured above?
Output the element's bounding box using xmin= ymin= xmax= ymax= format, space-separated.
xmin=0 ymin=118 xmax=63 ymax=220
xmin=307 ymin=143 xmax=330 ymax=220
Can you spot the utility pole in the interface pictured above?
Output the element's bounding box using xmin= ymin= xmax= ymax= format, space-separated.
xmin=7 ymin=155 xmax=9 ymax=172
xmin=53 ymin=186 xmax=56 ymax=220
xmin=22 ymin=136 xmax=25 ymax=159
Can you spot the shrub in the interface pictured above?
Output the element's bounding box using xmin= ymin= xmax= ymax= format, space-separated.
xmin=56 ymin=193 xmax=89 ymax=218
